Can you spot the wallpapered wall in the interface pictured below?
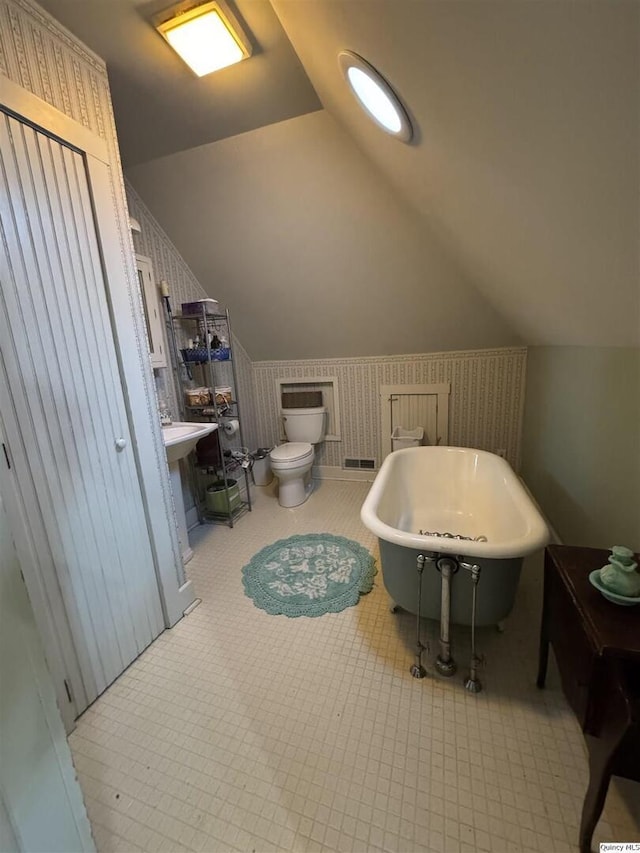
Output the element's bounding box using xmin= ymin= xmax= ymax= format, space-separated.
xmin=0 ymin=0 xmax=107 ymax=137
xmin=253 ymin=348 xmax=527 ymax=471
xmin=126 ymin=182 xmax=257 ymax=451
xmin=124 ymin=189 xmax=527 ymax=474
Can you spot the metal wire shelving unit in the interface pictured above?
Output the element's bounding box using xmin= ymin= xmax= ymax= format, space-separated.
xmin=168 ymin=306 xmax=251 ymax=527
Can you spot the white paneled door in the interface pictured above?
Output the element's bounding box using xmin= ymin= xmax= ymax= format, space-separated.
xmin=0 ymin=110 xmax=164 ymax=721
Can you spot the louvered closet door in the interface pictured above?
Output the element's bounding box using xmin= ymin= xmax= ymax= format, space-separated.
xmin=0 ymin=111 xmax=164 ymax=715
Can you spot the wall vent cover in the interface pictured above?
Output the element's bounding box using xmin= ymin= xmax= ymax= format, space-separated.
xmin=281 ymin=390 xmax=323 ymax=409
xmin=344 ymin=458 xmax=376 ymax=470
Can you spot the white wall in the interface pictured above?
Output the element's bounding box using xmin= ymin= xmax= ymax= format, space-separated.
xmin=128 ymin=110 xmax=520 ymax=361
xmin=0 ymin=0 xmax=190 ymax=625
xmin=522 ymin=347 xmax=640 ymax=550
xmin=0 ymin=495 xmax=94 ymax=853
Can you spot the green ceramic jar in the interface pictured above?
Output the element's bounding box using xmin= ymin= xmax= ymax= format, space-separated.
xmin=599 ymin=545 xmax=640 ymax=598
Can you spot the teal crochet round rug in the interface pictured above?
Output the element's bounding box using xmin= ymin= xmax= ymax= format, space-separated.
xmin=241 ymin=533 xmax=377 ymax=617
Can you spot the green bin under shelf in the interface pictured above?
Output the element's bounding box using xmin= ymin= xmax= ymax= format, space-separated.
xmin=205 ymin=479 xmax=241 ymax=514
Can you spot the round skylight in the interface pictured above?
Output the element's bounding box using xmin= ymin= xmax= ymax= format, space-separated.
xmin=338 ymin=51 xmax=412 ymax=143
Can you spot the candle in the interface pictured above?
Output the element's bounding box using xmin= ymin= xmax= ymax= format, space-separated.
xmin=160 ymin=280 xmax=170 ymax=298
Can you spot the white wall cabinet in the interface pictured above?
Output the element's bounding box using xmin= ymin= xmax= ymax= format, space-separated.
xmin=136 ymin=253 xmax=167 ymax=368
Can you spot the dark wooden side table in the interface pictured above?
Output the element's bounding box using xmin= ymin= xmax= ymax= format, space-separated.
xmin=537 ymin=545 xmax=640 ymax=853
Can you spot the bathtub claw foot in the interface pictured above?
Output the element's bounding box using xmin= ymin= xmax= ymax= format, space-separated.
xmin=410 ymin=663 xmax=427 ymax=679
xmin=496 ymin=620 xmax=505 ymax=633
xmin=464 ymin=674 xmax=483 ymax=694
xmin=435 ymin=655 xmax=457 ymax=677
xmin=389 ymin=601 xmax=400 ymax=614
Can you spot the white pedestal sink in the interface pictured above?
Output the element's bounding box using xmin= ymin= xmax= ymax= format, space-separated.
xmin=162 ymin=422 xmax=217 ymax=564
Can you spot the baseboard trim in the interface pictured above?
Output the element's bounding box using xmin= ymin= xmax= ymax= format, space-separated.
xmin=168 ymin=579 xmax=196 ymax=627
xmin=185 ymin=505 xmax=199 ymax=531
xmin=312 ymin=465 xmax=376 ymax=482
xmin=183 ymin=597 xmax=202 ymax=617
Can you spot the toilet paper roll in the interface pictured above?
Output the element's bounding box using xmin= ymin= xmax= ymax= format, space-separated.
xmin=223 ymin=418 xmax=240 ymax=437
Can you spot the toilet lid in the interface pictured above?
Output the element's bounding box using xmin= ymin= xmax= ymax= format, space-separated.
xmin=270 ymin=442 xmax=313 ymax=463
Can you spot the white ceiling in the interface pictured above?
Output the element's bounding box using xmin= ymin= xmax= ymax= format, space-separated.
xmin=36 ymin=0 xmax=321 ymax=165
xmin=128 ymin=110 xmax=520 ymax=360
xmin=39 ymin=0 xmax=639 ymax=353
xmin=272 ymin=0 xmax=640 ymax=348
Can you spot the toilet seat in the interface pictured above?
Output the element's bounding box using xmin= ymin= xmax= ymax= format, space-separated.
xmin=270 ymin=442 xmax=313 ymax=465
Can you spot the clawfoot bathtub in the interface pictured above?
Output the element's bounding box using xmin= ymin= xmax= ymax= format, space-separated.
xmin=360 ymin=446 xmax=549 ymax=626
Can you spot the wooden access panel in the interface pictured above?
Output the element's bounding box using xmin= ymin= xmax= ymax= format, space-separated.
xmin=379 ymin=383 xmax=451 ymax=462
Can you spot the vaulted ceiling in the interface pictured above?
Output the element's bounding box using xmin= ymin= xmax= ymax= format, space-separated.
xmin=36 ymin=0 xmax=321 ymax=165
xmin=39 ymin=0 xmax=639 ymax=357
xmin=270 ymin=0 xmax=639 ymax=349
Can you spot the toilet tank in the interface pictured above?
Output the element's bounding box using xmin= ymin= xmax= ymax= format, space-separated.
xmin=282 ymin=406 xmax=326 ymax=443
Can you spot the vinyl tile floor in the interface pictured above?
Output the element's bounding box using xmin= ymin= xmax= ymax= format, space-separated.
xmin=70 ymin=479 xmax=640 ymax=853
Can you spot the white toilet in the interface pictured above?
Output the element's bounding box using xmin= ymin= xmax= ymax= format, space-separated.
xmin=270 ymin=406 xmax=326 ymax=507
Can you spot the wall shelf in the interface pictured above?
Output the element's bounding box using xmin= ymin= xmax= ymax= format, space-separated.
xmin=167 ymin=306 xmax=251 ymax=528
xmin=275 ymin=376 xmax=341 ymax=442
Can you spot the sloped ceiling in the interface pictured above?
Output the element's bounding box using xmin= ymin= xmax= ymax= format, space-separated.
xmin=271 ymin=0 xmax=639 ymax=348
xmin=36 ymin=0 xmax=321 ymax=165
xmin=38 ymin=0 xmax=639 ymax=354
xmin=127 ymin=110 xmax=519 ymax=360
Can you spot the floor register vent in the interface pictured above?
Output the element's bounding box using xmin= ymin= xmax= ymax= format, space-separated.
xmin=344 ymin=458 xmax=376 ymax=470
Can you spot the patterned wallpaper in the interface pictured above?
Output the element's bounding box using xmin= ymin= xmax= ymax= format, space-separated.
xmin=124 ymin=192 xmax=526 ymax=474
xmin=126 ymin=182 xmax=257 ymax=451
xmin=252 ymin=348 xmax=527 ymax=471
xmin=118 ymin=192 xmax=527 ymax=476
xmin=0 ymin=0 xmax=109 ymax=140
